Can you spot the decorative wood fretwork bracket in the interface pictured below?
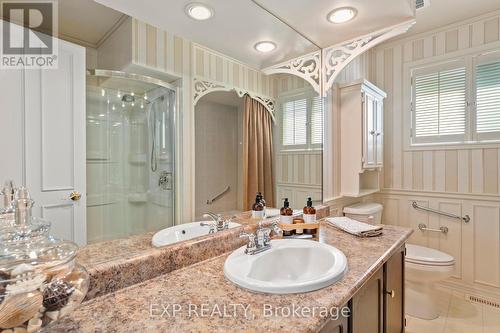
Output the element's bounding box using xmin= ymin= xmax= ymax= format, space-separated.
xmin=262 ymin=19 xmax=415 ymax=97
xmin=192 ymin=77 xmax=276 ymax=122
xmin=261 ymin=51 xmax=321 ymax=95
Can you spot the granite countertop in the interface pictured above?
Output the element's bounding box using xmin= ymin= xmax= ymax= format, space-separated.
xmin=76 ymin=206 xmax=330 ymax=300
xmin=45 ymin=222 xmax=412 ymax=333
xmin=77 ymin=207 xmax=317 ymax=268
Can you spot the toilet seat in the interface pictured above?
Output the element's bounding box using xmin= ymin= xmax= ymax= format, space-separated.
xmin=405 ymin=244 xmax=455 ymax=266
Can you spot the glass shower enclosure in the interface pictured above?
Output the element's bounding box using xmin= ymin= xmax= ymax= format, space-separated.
xmin=86 ymin=70 xmax=176 ymax=243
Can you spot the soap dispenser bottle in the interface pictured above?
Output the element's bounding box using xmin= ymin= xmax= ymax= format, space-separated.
xmin=257 ymin=192 xmax=266 ymax=217
xmin=257 ymin=192 xmax=266 ymax=209
xmin=303 ymin=197 xmax=317 ymax=235
xmin=280 ymin=198 xmax=293 ymax=236
xmin=252 ymin=193 xmax=265 ymax=219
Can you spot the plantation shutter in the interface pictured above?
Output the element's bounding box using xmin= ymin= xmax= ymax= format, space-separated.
xmin=282 ymin=98 xmax=307 ymax=146
xmin=475 ymin=60 xmax=500 ymax=140
xmin=413 ymin=66 xmax=466 ymax=143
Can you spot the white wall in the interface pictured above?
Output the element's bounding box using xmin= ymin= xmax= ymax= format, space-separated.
xmin=194 ymin=99 xmax=243 ymax=218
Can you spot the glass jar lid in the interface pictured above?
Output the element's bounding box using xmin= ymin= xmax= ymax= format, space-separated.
xmin=0 ymin=188 xmax=79 ymax=281
xmin=0 ymin=217 xmax=79 ymax=280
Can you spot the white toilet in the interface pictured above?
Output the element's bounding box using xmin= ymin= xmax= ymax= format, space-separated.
xmin=405 ymin=244 xmax=455 ymax=320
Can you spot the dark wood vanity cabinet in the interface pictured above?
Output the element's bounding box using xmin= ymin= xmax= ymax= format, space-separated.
xmin=384 ymin=246 xmax=406 ymax=333
xmin=318 ymin=245 xmax=406 ymax=333
xmin=350 ymin=267 xmax=384 ymax=333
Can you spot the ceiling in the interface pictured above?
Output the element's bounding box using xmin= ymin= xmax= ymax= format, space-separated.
xmin=253 ymin=0 xmax=415 ymax=48
xmin=47 ymin=0 xmax=500 ymax=69
xmin=94 ymin=0 xmax=415 ymax=69
xmin=408 ymin=0 xmax=500 ymax=36
xmin=58 ymin=0 xmax=125 ymax=48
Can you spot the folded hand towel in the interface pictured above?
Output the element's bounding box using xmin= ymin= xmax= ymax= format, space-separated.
xmin=326 ymin=217 xmax=383 ymax=237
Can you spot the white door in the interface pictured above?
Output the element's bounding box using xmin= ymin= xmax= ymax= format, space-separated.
xmin=24 ymin=40 xmax=87 ymax=245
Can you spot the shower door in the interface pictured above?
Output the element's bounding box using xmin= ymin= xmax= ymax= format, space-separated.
xmin=86 ymin=70 xmax=176 ymax=243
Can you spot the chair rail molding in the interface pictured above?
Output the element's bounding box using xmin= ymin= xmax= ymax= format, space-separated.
xmin=262 ymin=19 xmax=416 ymax=97
xmin=192 ymin=77 xmax=276 ymax=121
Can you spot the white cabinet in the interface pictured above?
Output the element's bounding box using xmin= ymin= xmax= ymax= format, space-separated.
xmin=362 ymin=83 xmax=385 ymax=168
xmin=339 ymin=80 xmax=386 ymax=197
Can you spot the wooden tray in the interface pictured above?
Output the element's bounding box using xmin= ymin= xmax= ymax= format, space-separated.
xmin=278 ymin=222 xmax=319 ymax=231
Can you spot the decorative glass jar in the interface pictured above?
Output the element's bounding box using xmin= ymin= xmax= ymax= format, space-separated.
xmin=0 ymin=188 xmax=89 ymax=331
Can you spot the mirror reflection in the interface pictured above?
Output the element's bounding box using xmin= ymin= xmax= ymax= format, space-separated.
xmin=195 ymin=74 xmax=323 ymax=220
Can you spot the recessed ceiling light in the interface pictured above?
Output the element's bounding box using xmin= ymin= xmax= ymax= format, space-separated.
xmin=185 ymin=3 xmax=214 ymax=21
xmin=327 ymin=7 xmax=357 ymax=24
xmin=254 ymin=41 xmax=276 ymax=53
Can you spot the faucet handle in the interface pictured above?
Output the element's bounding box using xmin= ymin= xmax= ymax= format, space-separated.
xmin=239 ymin=231 xmax=256 ymax=248
xmin=270 ymin=222 xmax=283 ymax=238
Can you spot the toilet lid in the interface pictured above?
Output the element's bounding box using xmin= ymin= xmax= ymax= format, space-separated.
xmin=405 ymin=244 xmax=455 ymax=266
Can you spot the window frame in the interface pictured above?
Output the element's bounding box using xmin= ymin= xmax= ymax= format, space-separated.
xmin=405 ymin=48 xmax=500 ymax=150
xmin=410 ymin=58 xmax=469 ymax=145
xmin=472 ymin=50 xmax=500 ymax=142
xmin=277 ymin=88 xmax=323 ymax=152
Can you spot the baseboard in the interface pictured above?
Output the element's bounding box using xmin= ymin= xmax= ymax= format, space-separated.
xmin=438 ymin=279 xmax=500 ymax=302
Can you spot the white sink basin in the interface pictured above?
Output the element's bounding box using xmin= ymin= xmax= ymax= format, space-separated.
xmin=152 ymin=221 xmax=241 ymax=247
xmin=224 ymin=239 xmax=348 ymax=294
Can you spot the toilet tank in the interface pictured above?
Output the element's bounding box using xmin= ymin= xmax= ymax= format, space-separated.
xmin=343 ymin=202 xmax=383 ymax=224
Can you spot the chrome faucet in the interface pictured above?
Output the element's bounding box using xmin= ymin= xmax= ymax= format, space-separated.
xmin=200 ymin=213 xmax=232 ymax=233
xmin=239 ymin=221 xmax=282 ymax=255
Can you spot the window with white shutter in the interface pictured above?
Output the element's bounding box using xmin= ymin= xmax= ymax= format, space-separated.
xmin=412 ymin=62 xmax=467 ymax=144
xmin=475 ymin=59 xmax=500 ymax=141
xmin=409 ymin=52 xmax=500 ymax=147
xmin=280 ymin=91 xmax=323 ymax=150
xmin=282 ymin=98 xmax=307 ymax=146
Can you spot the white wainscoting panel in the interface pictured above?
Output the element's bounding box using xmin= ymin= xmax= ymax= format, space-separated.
xmin=376 ymin=191 xmax=500 ymax=299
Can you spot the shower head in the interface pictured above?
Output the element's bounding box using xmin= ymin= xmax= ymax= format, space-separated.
xmin=121 ymin=94 xmax=135 ymax=103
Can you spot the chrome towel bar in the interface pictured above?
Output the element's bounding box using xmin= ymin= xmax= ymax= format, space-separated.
xmin=418 ymin=223 xmax=448 ymax=234
xmin=412 ymin=201 xmax=470 ymax=223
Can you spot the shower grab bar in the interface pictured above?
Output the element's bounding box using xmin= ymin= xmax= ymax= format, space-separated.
xmin=412 ymin=201 xmax=470 ymax=223
xmin=418 ymin=223 xmax=449 ymax=234
xmin=206 ymin=186 xmax=230 ymax=205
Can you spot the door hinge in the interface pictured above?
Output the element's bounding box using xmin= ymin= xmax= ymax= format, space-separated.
xmin=405 ymin=317 xmax=407 ymax=327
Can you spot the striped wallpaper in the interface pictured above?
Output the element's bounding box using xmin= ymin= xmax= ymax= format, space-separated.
xmin=373 ymin=11 xmax=500 ymax=196
xmin=132 ymin=19 xmax=273 ymax=98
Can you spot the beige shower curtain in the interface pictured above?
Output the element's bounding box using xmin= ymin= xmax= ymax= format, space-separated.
xmin=243 ymin=95 xmax=275 ymax=210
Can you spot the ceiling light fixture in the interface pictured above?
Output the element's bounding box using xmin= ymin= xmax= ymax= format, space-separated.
xmin=185 ymin=3 xmax=214 ymax=21
xmin=254 ymin=41 xmax=276 ymax=53
xmin=327 ymin=7 xmax=357 ymax=24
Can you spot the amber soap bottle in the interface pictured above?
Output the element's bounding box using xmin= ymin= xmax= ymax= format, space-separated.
xmin=280 ymin=198 xmax=293 ymax=236
xmin=252 ymin=193 xmax=265 ymax=219
xmin=303 ymin=197 xmax=316 ymax=223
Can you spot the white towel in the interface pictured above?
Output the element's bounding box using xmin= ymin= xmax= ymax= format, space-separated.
xmin=326 ymin=217 xmax=383 ymax=237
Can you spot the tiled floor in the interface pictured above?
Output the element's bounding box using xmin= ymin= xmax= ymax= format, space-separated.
xmin=406 ymin=288 xmax=500 ymax=333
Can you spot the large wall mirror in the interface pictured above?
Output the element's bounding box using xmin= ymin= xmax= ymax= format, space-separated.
xmin=194 ymin=74 xmax=322 ymax=219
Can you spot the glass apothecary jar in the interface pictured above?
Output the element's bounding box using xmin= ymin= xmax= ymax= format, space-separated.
xmin=0 ymin=188 xmax=89 ymax=331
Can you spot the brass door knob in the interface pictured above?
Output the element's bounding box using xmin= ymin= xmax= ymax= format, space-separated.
xmin=69 ymin=191 xmax=82 ymax=201
xmin=386 ymin=290 xmax=395 ymax=298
